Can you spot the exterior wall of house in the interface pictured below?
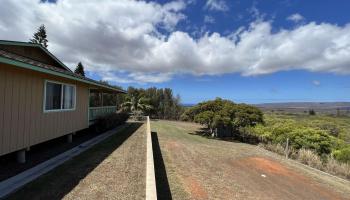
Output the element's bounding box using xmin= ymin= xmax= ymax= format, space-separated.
xmin=0 ymin=63 xmax=89 ymax=156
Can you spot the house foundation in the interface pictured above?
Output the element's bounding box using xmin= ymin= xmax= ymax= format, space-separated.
xmin=16 ymin=149 xmax=26 ymax=164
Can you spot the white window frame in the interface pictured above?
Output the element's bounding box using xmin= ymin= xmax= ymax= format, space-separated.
xmin=43 ymin=80 xmax=76 ymax=113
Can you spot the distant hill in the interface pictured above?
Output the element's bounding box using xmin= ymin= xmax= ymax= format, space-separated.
xmin=255 ymin=102 xmax=350 ymax=115
xmin=182 ymin=103 xmax=195 ymax=107
xmin=256 ymin=102 xmax=350 ymax=108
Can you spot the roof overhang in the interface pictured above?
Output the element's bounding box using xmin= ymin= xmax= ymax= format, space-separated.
xmin=0 ymin=40 xmax=72 ymax=72
xmin=0 ymin=56 xmax=126 ymax=94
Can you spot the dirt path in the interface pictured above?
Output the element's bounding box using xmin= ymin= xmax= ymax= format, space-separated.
xmin=152 ymin=120 xmax=350 ymax=200
xmin=7 ymin=123 xmax=146 ymax=200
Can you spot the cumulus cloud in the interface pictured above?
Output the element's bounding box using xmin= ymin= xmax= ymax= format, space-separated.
xmin=204 ymin=0 xmax=229 ymax=12
xmin=287 ymin=13 xmax=304 ymax=22
xmin=1 ymin=0 xmax=350 ymax=84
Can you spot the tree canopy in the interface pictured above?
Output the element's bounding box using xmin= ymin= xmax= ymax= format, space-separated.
xmin=74 ymin=62 xmax=85 ymax=77
xmin=124 ymin=87 xmax=183 ymax=120
xmin=29 ymin=24 xmax=48 ymax=48
xmin=182 ymin=98 xmax=264 ymax=135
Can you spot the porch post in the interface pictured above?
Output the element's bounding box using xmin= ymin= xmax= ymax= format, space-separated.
xmin=67 ymin=133 xmax=73 ymax=143
xmin=101 ymin=92 xmax=104 ymax=107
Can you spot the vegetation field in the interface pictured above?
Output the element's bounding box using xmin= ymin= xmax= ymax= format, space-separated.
xmin=151 ymin=120 xmax=350 ymax=200
xmin=263 ymin=112 xmax=350 ymax=143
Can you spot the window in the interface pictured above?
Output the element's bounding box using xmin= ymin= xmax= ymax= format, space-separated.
xmin=44 ymin=81 xmax=76 ymax=112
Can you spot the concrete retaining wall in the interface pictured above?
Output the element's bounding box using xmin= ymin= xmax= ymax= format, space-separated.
xmin=145 ymin=116 xmax=157 ymax=200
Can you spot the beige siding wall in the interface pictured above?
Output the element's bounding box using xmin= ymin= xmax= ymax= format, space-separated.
xmin=0 ymin=63 xmax=89 ymax=156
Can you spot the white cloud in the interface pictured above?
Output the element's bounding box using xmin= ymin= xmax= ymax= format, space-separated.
xmin=312 ymin=80 xmax=321 ymax=86
xmin=287 ymin=13 xmax=304 ymax=22
xmin=101 ymin=71 xmax=172 ymax=84
xmin=204 ymin=0 xmax=229 ymax=12
xmin=204 ymin=15 xmax=215 ymax=24
xmin=1 ymin=0 xmax=350 ymax=84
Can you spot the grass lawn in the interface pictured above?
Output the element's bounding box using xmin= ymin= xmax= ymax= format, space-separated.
xmin=151 ymin=120 xmax=350 ymax=200
xmin=6 ymin=122 xmax=146 ymax=200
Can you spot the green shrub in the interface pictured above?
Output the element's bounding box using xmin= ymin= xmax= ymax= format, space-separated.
xmin=332 ymin=147 xmax=350 ymax=163
xmin=289 ymin=128 xmax=333 ymax=155
xmin=312 ymin=121 xmax=341 ymax=137
xmin=95 ymin=112 xmax=129 ymax=133
xmin=248 ymin=117 xmax=337 ymax=155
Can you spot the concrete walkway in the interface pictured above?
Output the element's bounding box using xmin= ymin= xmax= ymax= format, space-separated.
xmin=0 ymin=124 xmax=129 ymax=199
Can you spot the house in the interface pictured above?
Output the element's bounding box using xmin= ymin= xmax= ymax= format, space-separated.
xmin=0 ymin=40 xmax=126 ymax=163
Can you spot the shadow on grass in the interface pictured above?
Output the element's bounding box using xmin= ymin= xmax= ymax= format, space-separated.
xmin=188 ymin=127 xmax=212 ymax=138
xmin=188 ymin=127 xmax=259 ymax=144
xmin=151 ymin=131 xmax=172 ymax=200
xmin=0 ymin=126 xmax=108 ymax=182
xmin=6 ymin=122 xmax=143 ymax=200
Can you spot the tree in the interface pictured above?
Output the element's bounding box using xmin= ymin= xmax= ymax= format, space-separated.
xmin=74 ymin=62 xmax=85 ymax=77
xmin=121 ymin=94 xmax=152 ymax=118
xmin=125 ymin=87 xmax=184 ymax=120
xmin=186 ymin=98 xmax=264 ymax=137
xmin=30 ymin=24 xmax=48 ymax=48
xmin=309 ymin=109 xmax=316 ymax=115
xmin=194 ymin=111 xmax=214 ymax=131
xmin=232 ymin=104 xmax=264 ymax=129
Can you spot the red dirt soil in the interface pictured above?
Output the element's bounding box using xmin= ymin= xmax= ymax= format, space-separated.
xmin=183 ymin=176 xmax=208 ymax=200
xmin=229 ymin=157 xmax=347 ymax=200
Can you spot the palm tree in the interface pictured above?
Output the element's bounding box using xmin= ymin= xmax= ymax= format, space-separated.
xmin=121 ymin=95 xmax=152 ymax=119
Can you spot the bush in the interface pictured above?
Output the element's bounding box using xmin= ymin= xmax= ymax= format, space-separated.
xmin=259 ymin=143 xmax=298 ymax=158
xmin=259 ymin=143 xmax=285 ymax=156
xmin=315 ymin=122 xmax=340 ymax=137
xmin=95 ymin=112 xmax=129 ymax=133
xmin=309 ymin=109 xmax=316 ymax=115
xmin=249 ymin=117 xmax=337 ymax=155
xmin=297 ymin=149 xmax=323 ymax=170
xmin=332 ymin=147 xmax=350 ymax=163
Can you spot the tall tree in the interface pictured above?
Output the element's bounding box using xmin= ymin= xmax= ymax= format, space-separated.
xmin=123 ymin=86 xmax=183 ymax=120
xmin=29 ymin=24 xmax=48 ymax=48
xmin=74 ymin=62 xmax=85 ymax=77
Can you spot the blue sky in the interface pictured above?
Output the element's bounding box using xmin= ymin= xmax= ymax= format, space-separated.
xmin=114 ymin=0 xmax=350 ymax=103
xmin=1 ymin=0 xmax=350 ymax=104
xmin=103 ymin=70 xmax=350 ymax=104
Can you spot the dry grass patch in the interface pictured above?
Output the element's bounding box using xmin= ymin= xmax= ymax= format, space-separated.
xmin=297 ymin=148 xmax=323 ymax=170
xmin=7 ymin=123 xmax=146 ymax=200
xmin=325 ymin=157 xmax=350 ymax=179
xmin=152 ymin=120 xmax=350 ymax=200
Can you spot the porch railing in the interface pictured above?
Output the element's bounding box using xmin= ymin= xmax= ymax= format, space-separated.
xmin=89 ymin=106 xmax=118 ymax=122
